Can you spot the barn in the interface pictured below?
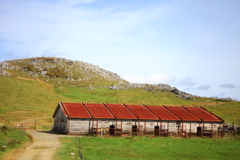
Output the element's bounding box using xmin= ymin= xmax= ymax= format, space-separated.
xmin=52 ymin=102 xmax=224 ymax=137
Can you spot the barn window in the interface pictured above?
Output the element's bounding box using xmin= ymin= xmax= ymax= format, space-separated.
xmin=169 ymin=121 xmax=173 ymax=124
xmin=81 ymin=119 xmax=86 ymax=121
xmin=101 ymin=119 xmax=107 ymax=121
xmin=146 ymin=120 xmax=152 ymax=122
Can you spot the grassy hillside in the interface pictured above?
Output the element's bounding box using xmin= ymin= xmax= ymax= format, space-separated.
xmin=0 ymin=75 xmax=239 ymax=125
xmin=0 ymin=76 xmax=76 ymax=122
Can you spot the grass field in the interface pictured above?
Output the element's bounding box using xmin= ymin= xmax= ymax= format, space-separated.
xmin=0 ymin=124 xmax=31 ymax=158
xmin=55 ymin=136 xmax=240 ymax=160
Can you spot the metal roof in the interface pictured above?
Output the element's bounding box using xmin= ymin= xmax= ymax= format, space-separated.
xmin=125 ymin=105 xmax=159 ymax=120
xmin=104 ymin=104 xmax=138 ymax=119
xmin=145 ymin=105 xmax=181 ymax=121
xmin=84 ymin=103 xmax=115 ymax=119
xmin=62 ymin=103 xmax=92 ymax=118
xmin=185 ymin=107 xmax=222 ymax=122
xmin=52 ymin=102 xmax=223 ymax=122
xmin=165 ymin=106 xmax=202 ymax=121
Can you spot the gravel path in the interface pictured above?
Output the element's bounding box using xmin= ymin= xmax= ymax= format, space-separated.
xmin=17 ymin=130 xmax=68 ymax=160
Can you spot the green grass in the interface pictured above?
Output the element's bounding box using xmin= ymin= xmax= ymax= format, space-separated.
xmin=0 ymin=76 xmax=76 ymax=122
xmin=0 ymin=124 xmax=31 ymax=158
xmin=55 ymin=136 xmax=240 ymax=160
xmin=56 ymin=86 xmax=203 ymax=105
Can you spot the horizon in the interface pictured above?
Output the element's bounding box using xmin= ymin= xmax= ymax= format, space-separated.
xmin=0 ymin=0 xmax=240 ymax=100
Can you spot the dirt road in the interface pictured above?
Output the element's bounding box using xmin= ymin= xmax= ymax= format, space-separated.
xmin=17 ymin=130 xmax=67 ymax=160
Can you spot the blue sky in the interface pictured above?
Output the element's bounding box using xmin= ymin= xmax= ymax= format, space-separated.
xmin=0 ymin=0 xmax=240 ymax=100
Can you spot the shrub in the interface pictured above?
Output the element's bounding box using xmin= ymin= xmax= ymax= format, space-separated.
xmin=46 ymin=67 xmax=68 ymax=78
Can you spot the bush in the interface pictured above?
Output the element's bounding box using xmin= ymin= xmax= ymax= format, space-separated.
xmin=46 ymin=67 xmax=68 ymax=78
xmin=24 ymin=65 xmax=39 ymax=72
xmin=7 ymin=139 xmax=21 ymax=148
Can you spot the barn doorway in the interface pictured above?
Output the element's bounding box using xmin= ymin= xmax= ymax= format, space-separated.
xmin=110 ymin=125 xmax=115 ymax=135
xmin=132 ymin=125 xmax=138 ymax=136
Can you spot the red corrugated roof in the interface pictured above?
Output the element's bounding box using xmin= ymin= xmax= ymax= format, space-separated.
xmin=145 ymin=105 xmax=180 ymax=121
xmin=165 ymin=106 xmax=201 ymax=121
xmin=125 ymin=105 xmax=159 ymax=120
xmin=84 ymin=103 xmax=115 ymax=119
xmin=62 ymin=103 xmax=92 ymax=118
xmin=185 ymin=107 xmax=222 ymax=122
xmin=105 ymin=104 xmax=138 ymax=119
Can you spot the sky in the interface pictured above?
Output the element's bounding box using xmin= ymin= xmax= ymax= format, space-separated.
xmin=0 ymin=0 xmax=240 ymax=100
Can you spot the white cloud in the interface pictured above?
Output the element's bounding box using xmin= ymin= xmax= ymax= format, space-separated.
xmin=123 ymin=72 xmax=175 ymax=84
xmin=177 ymin=77 xmax=196 ymax=86
xmin=219 ymin=83 xmax=238 ymax=89
xmin=213 ymin=93 xmax=226 ymax=98
xmin=176 ymin=77 xmax=197 ymax=90
xmin=196 ymin=85 xmax=210 ymax=91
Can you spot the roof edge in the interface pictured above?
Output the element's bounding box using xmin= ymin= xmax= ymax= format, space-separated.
xmin=162 ymin=105 xmax=183 ymax=121
xmin=123 ymin=104 xmax=139 ymax=120
xmin=143 ymin=104 xmax=161 ymax=120
xmin=82 ymin=102 xmax=93 ymax=119
xmin=200 ymin=106 xmax=224 ymax=122
xmin=182 ymin=106 xmax=203 ymax=122
xmin=52 ymin=102 xmax=61 ymax=118
xmin=103 ymin=103 xmax=116 ymax=119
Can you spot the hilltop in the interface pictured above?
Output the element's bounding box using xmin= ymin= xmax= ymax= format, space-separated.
xmin=0 ymin=57 xmax=125 ymax=86
xmin=0 ymin=57 xmax=235 ymax=102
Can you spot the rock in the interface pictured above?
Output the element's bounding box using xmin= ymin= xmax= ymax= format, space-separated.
xmin=1 ymin=145 xmax=6 ymax=152
xmin=41 ymin=71 xmax=47 ymax=76
xmin=0 ymin=69 xmax=10 ymax=77
xmin=0 ymin=62 xmax=20 ymax=70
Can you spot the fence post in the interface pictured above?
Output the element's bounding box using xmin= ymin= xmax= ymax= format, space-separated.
xmin=78 ymin=150 xmax=83 ymax=160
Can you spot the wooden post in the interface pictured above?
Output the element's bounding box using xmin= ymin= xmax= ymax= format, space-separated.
xmin=115 ymin=119 xmax=117 ymax=136
xmin=92 ymin=119 xmax=94 ymax=135
xmin=96 ymin=119 xmax=98 ymax=136
xmin=160 ymin=120 xmax=162 ymax=136
xmin=202 ymin=121 xmax=204 ymax=137
xmin=144 ymin=120 xmax=146 ymax=135
xmin=121 ymin=120 xmax=122 ymax=135
xmin=211 ymin=123 xmax=213 ymax=138
xmin=177 ymin=122 xmax=180 ymax=136
xmin=167 ymin=121 xmax=169 ymax=136
xmin=189 ymin=122 xmax=192 ymax=138
xmin=222 ymin=123 xmax=224 ymax=137
xmin=138 ymin=120 xmax=140 ymax=136
xmin=181 ymin=121 xmax=183 ymax=137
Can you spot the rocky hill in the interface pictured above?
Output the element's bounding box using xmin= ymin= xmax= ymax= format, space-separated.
xmin=0 ymin=57 xmax=236 ymax=102
xmin=0 ymin=57 xmax=125 ymax=86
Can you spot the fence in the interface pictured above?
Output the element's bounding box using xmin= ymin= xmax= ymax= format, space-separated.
xmin=11 ymin=123 xmax=36 ymax=130
xmin=76 ymin=134 xmax=86 ymax=160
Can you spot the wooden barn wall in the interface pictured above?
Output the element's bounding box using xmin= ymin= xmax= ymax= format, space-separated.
xmin=68 ymin=119 xmax=92 ymax=134
xmin=53 ymin=107 xmax=68 ymax=134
